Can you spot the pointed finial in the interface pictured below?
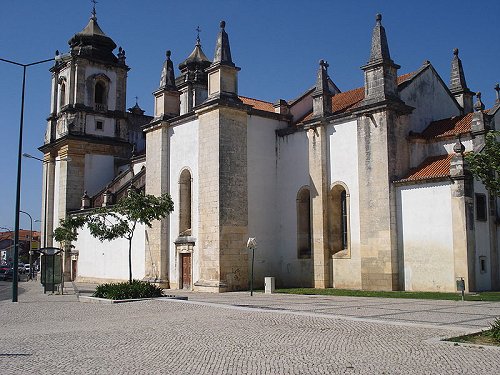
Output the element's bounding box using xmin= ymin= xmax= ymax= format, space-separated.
xmin=474 ymin=92 xmax=485 ymax=111
xmin=159 ymin=50 xmax=176 ymax=90
xmin=134 ymin=96 xmax=139 ymax=105
xmin=423 ymin=60 xmax=431 ymax=66
xmin=91 ymin=0 xmax=98 ymax=20
xmin=367 ymin=13 xmax=391 ymax=62
xmin=495 ymin=83 xmax=500 ymax=103
xmin=449 ymin=47 xmax=468 ymax=92
xmin=453 ymin=135 xmax=465 ymax=155
xmin=212 ymin=20 xmax=234 ymax=66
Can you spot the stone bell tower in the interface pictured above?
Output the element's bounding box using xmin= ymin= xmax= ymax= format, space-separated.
xmin=39 ymin=8 xmax=131 ymax=259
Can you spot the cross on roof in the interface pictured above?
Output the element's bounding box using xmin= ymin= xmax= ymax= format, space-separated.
xmin=91 ymin=0 xmax=98 ymax=18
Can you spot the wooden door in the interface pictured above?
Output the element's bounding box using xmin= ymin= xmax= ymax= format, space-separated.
xmin=181 ymin=253 xmax=191 ymax=289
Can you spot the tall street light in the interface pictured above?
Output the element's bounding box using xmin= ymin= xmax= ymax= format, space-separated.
xmin=19 ymin=210 xmax=33 ymax=280
xmin=1 ymin=56 xmax=55 ymax=302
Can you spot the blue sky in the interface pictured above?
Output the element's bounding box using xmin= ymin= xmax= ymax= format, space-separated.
xmin=1 ymin=0 xmax=499 ymax=232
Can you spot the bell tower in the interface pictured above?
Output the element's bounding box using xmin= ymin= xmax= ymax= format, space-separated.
xmin=39 ymin=8 xmax=131 ymax=255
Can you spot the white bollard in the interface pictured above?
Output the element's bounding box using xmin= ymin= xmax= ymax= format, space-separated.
xmin=264 ymin=277 xmax=275 ymax=294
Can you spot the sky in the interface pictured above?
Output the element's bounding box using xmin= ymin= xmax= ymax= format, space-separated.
xmin=1 ymin=0 xmax=499 ymax=232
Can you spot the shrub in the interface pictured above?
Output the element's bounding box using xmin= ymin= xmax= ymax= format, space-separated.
xmin=486 ymin=317 xmax=500 ymax=342
xmin=92 ymin=280 xmax=164 ymax=300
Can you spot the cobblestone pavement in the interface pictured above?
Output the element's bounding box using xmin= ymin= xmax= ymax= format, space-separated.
xmin=1 ymin=280 xmax=499 ymax=374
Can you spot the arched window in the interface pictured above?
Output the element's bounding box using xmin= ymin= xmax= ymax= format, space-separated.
xmin=59 ymin=82 xmax=66 ymax=110
xmin=94 ymin=81 xmax=106 ymax=105
xmin=297 ymin=187 xmax=311 ymax=258
xmin=328 ymin=183 xmax=350 ymax=254
xmin=179 ymin=169 xmax=192 ymax=236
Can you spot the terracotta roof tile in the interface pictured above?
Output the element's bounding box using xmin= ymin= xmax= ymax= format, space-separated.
xmin=331 ymin=87 xmax=365 ymax=114
xmin=296 ymin=71 xmax=416 ymax=125
xmin=397 ymin=154 xmax=453 ymax=183
xmin=239 ymin=96 xmax=275 ymax=113
xmin=420 ymin=113 xmax=473 ymax=140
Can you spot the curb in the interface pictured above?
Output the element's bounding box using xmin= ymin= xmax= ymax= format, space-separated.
xmin=79 ymin=295 xmax=188 ymax=304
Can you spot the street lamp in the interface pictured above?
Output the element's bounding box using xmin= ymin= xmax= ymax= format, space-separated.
xmin=1 ymin=56 xmax=55 ymax=302
xmin=19 ymin=210 xmax=33 ymax=280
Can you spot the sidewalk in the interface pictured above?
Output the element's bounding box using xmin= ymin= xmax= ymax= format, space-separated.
xmin=2 ymin=279 xmax=499 ymax=374
xmin=9 ymin=279 xmax=499 ymax=331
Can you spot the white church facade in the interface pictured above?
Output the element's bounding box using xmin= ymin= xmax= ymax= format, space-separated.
xmin=40 ymin=11 xmax=500 ymax=293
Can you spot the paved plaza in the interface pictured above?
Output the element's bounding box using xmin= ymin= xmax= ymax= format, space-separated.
xmin=1 ymin=280 xmax=499 ymax=374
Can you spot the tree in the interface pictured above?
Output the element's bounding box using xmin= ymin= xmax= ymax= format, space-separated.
xmin=465 ymin=131 xmax=500 ymax=197
xmin=54 ymin=188 xmax=174 ymax=283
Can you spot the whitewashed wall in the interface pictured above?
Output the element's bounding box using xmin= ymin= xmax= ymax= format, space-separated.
xmin=397 ymin=182 xmax=455 ymax=291
xmin=276 ymin=129 xmax=311 ymax=287
xmin=247 ymin=115 xmax=287 ymax=287
xmin=84 ymin=154 xmax=115 ymax=196
xmin=327 ymin=119 xmax=362 ymax=289
xmin=400 ymin=68 xmax=461 ymax=134
xmin=74 ymin=221 xmax=146 ymax=281
xmin=168 ymin=119 xmax=199 ymax=286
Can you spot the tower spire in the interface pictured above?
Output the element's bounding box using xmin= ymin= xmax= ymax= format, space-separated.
xmin=159 ymin=50 xmax=176 ymax=90
xmin=368 ymin=13 xmax=391 ymax=63
xmin=212 ymin=20 xmax=235 ymax=67
xmin=449 ymin=48 xmax=468 ymax=92
xmin=360 ymin=14 xmax=401 ymax=104
xmin=449 ymin=48 xmax=473 ymax=113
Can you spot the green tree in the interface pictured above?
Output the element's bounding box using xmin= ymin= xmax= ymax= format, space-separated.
xmin=54 ymin=188 xmax=174 ymax=283
xmin=465 ymin=131 xmax=500 ymax=196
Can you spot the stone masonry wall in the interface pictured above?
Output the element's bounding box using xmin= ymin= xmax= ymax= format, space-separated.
xmin=197 ymin=106 xmax=248 ymax=291
xmin=198 ymin=109 xmax=222 ymax=288
xmin=145 ymin=124 xmax=170 ymax=285
xmin=357 ymin=110 xmax=401 ymax=290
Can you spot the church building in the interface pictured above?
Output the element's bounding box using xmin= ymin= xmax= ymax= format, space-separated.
xmin=40 ymin=11 xmax=500 ymax=292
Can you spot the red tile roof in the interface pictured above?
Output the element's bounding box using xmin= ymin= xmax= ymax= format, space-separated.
xmin=297 ymin=72 xmax=416 ymax=124
xmin=397 ymin=154 xmax=453 ymax=183
xmin=239 ymin=96 xmax=275 ymax=113
xmin=419 ymin=113 xmax=473 ymax=140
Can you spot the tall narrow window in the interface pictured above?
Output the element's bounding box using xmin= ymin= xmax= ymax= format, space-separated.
xmin=179 ymin=169 xmax=192 ymax=236
xmin=475 ymin=194 xmax=487 ymax=221
xmin=297 ymin=187 xmax=311 ymax=258
xmin=328 ymin=183 xmax=350 ymax=255
xmin=340 ymin=190 xmax=348 ymax=250
xmin=59 ymin=82 xmax=66 ymax=109
xmin=95 ymin=81 xmax=106 ymax=105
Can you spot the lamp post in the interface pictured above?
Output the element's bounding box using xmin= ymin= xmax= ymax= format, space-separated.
xmin=1 ymin=56 xmax=55 ymax=302
xmin=19 ymin=210 xmax=32 ymax=280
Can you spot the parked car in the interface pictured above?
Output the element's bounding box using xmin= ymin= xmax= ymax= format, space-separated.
xmin=0 ymin=266 xmax=19 ymax=281
xmin=24 ymin=264 xmax=30 ymax=273
xmin=18 ymin=263 xmax=25 ymax=274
